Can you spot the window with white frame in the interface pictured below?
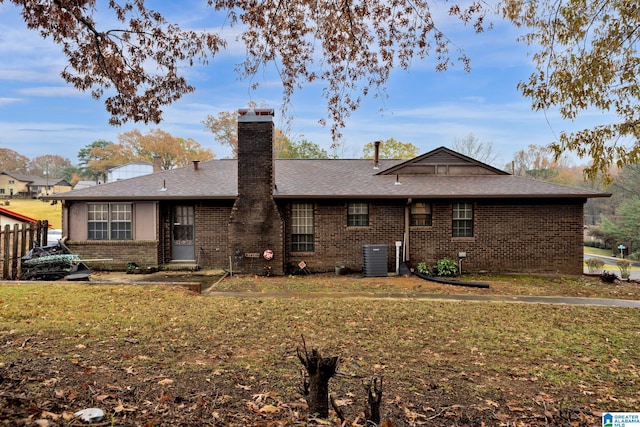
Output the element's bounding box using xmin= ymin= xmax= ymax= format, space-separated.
xmin=88 ymin=203 xmax=132 ymax=240
xmin=452 ymin=202 xmax=473 ymax=237
xmin=291 ymin=202 xmax=314 ymax=252
xmin=347 ymin=202 xmax=369 ymax=226
xmin=410 ymin=202 xmax=432 ymax=226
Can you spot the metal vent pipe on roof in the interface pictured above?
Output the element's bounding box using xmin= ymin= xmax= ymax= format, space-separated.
xmin=193 ymin=160 xmax=200 ymax=171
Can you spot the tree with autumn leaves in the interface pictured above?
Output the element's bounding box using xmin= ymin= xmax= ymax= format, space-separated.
xmin=5 ymin=0 xmax=637 ymax=176
xmin=79 ymin=129 xmax=215 ymax=181
xmin=202 ymin=111 xmax=332 ymax=159
xmin=505 ymin=0 xmax=640 ymax=181
xmin=0 ymin=149 xmax=74 ymax=180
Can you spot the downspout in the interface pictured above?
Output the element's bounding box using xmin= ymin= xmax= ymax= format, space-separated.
xmin=62 ymin=201 xmax=69 ymax=239
xmin=404 ymin=198 xmax=411 ymax=262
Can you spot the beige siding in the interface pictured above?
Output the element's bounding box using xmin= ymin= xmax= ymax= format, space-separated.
xmin=0 ymin=175 xmax=28 ymax=198
xmin=68 ymin=203 xmax=87 ymax=240
xmin=67 ymin=202 xmax=156 ymax=241
xmin=135 ymin=202 xmax=157 ymax=240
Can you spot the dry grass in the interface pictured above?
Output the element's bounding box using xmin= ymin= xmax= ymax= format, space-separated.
xmin=1 ymin=280 xmax=639 ymax=425
xmin=2 ymin=198 xmax=62 ymax=229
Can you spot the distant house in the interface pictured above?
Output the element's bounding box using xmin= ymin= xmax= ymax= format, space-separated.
xmin=0 ymin=172 xmax=72 ymax=198
xmin=73 ymin=181 xmax=98 ymax=190
xmin=0 ymin=206 xmax=38 ymax=228
xmin=107 ymin=161 xmax=154 ymax=182
xmin=50 ymin=109 xmax=610 ymax=276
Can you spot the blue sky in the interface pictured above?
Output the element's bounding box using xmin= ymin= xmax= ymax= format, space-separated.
xmin=0 ymin=1 xmax=594 ymax=169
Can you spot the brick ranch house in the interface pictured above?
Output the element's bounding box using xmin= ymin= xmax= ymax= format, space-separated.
xmin=50 ymin=109 xmax=609 ymax=276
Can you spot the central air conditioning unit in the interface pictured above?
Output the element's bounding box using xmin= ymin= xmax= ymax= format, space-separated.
xmin=362 ymin=244 xmax=388 ymax=277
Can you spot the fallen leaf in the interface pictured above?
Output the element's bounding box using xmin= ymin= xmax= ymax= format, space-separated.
xmin=252 ymin=391 xmax=278 ymax=402
xmin=114 ymin=399 xmax=138 ymax=413
xmin=157 ymin=378 xmax=174 ymax=385
xmin=67 ymin=389 xmax=78 ymax=401
xmin=40 ymin=411 xmax=59 ymax=420
xmin=485 ymin=399 xmax=500 ymax=408
xmin=308 ymin=417 xmax=332 ymax=425
xmin=507 ymin=404 xmax=526 ymax=412
xmin=158 ymin=391 xmax=173 ymax=402
xmin=42 ymin=378 xmax=58 ymax=386
xmin=259 ymin=404 xmax=280 ymax=414
xmin=333 ymin=398 xmax=353 ymax=406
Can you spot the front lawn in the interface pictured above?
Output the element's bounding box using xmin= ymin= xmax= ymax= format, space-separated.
xmin=1 ymin=281 xmax=638 ymax=426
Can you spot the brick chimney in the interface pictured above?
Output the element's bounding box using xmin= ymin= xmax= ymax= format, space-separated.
xmin=152 ymin=156 xmax=162 ymax=172
xmin=228 ymin=108 xmax=284 ymax=275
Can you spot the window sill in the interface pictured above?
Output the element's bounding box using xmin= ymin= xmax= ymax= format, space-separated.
xmin=290 ymin=252 xmax=315 ymax=257
xmin=410 ymin=226 xmax=433 ymax=230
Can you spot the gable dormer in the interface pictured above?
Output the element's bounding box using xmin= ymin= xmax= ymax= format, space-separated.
xmin=377 ymin=146 xmax=509 ymax=176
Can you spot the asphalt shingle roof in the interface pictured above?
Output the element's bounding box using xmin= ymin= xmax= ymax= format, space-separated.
xmin=50 ymin=158 xmax=609 ymax=201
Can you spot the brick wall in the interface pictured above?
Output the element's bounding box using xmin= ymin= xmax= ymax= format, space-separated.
xmin=155 ymin=201 xmax=233 ymax=270
xmin=282 ymin=200 xmax=405 ymax=273
xmin=409 ymin=199 xmax=584 ymax=274
xmin=66 ymin=240 xmax=158 ymax=271
xmin=195 ymin=203 xmax=233 ymax=269
xmin=69 ymin=197 xmax=584 ymax=275
xmin=281 ymin=198 xmax=585 ymax=275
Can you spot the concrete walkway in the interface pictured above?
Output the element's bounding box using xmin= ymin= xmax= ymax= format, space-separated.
xmin=204 ymin=290 xmax=640 ymax=308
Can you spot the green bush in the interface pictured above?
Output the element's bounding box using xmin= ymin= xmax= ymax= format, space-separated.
xmin=434 ymin=257 xmax=458 ymax=277
xmin=416 ymin=262 xmax=431 ymax=275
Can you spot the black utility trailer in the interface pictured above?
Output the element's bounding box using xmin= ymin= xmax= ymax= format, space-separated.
xmin=21 ymin=239 xmax=92 ymax=281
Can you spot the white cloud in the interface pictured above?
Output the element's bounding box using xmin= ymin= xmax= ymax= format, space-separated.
xmin=0 ymin=97 xmax=23 ymax=107
xmin=17 ymin=86 xmax=86 ymax=97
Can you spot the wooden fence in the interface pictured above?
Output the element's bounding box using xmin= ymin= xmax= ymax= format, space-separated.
xmin=0 ymin=221 xmax=48 ymax=280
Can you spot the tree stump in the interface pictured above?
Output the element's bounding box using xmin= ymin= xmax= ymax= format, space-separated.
xmin=297 ymin=338 xmax=339 ymax=418
xmin=366 ymin=377 xmax=383 ymax=425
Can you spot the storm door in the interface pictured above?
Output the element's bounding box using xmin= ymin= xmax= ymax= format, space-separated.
xmin=171 ymin=205 xmax=195 ymax=261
